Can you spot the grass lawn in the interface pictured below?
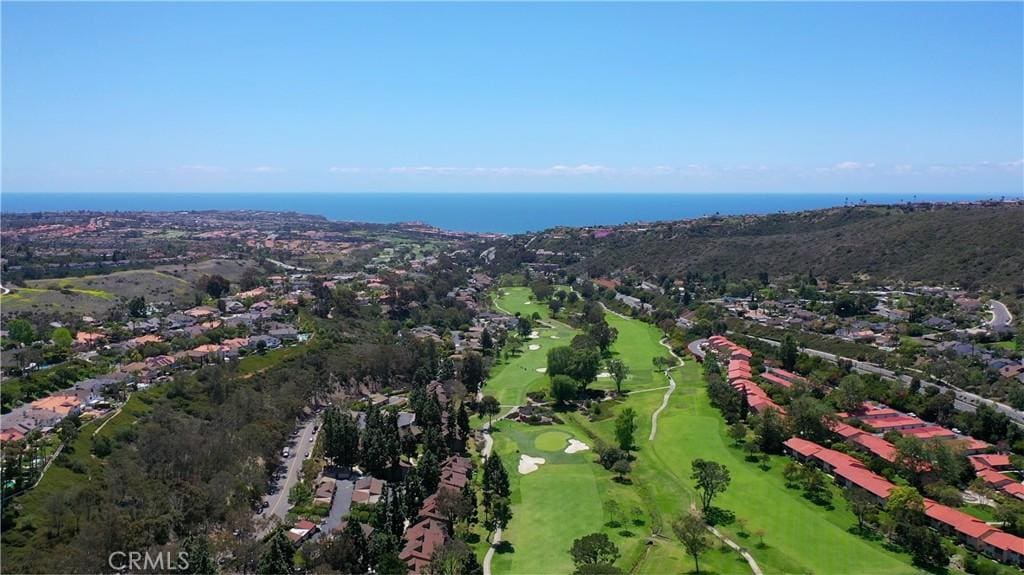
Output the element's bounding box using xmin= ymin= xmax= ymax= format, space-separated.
xmin=237 ymin=345 xmax=307 ymax=375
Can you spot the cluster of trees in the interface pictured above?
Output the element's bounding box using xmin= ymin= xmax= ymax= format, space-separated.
xmin=481 ymin=454 xmax=512 ymax=539
xmin=782 ymin=461 xmax=833 ymax=507
xmin=195 ymin=273 xmax=231 ymax=299
xmin=547 ymin=339 xmax=602 ymax=404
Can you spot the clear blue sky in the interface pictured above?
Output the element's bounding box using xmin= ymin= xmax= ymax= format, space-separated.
xmin=3 ymin=2 xmax=1022 ymax=195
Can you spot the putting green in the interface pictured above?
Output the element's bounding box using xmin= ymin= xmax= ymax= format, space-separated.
xmin=534 ymin=430 xmax=571 ymax=451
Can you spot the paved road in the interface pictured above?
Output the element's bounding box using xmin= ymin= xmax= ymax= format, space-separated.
xmin=988 ymin=299 xmax=1013 ymax=331
xmin=740 ymin=333 xmax=1024 ymax=426
xmin=687 ymin=339 xmax=707 ymax=360
xmin=258 ymin=415 xmax=320 ymax=532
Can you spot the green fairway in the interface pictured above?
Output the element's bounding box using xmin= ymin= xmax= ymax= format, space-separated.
xmin=479 ymin=291 xmax=916 ymax=574
xmin=637 ymin=362 xmax=916 ymax=574
xmin=488 ymin=422 xmax=648 ymax=575
xmin=483 ymin=288 xmax=577 ymax=406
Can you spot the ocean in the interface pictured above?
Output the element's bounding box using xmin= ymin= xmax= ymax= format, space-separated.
xmin=0 ymin=192 xmax=1003 ymax=234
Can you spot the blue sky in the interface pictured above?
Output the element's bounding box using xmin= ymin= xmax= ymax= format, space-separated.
xmin=2 ymin=2 xmax=1022 ymax=195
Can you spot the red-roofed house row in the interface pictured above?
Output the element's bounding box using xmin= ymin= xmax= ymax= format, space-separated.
xmin=783 ymin=438 xmax=1023 ymax=566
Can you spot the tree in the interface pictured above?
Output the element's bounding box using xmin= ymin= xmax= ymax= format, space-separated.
xmin=461 ymin=352 xmax=485 ymax=393
xmin=427 ymin=539 xmax=480 ymax=575
xmin=547 ymin=346 xmax=574 ymax=378
xmin=672 ymin=512 xmax=710 ymax=573
xmin=778 ymin=335 xmax=799 ymax=371
xmin=832 ymin=374 xmax=867 ymax=413
xmin=51 ymin=327 xmax=73 ymax=351
xmin=750 ymin=409 xmax=786 ymax=454
xmin=551 ymin=374 xmax=577 ymax=405
xmin=257 ymin=528 xmax=294 ymax=574
xmin=886 ymin=485 xmax=925 ymax=527
xmin=181 ymin=534 xmax=217 ymax=574
xmin=7 ymin=319 xmax=34 ymax=346
xmin=586 ymin=320 xmax=618 ymax=353
xmin=128 ymin=296 xmax=147 ymax=318
xmin=569 ymin=533 xmax=620 ymax=568
xmin=611 ymin=458 xmax=631 ymax=482
xmin=456 ymin=402 xmax=470 ymax=441
xmin=728 ymin=422 xmax=748 ymax=445
xmin=787 ymin=396 xmax=835 ymax=443
xmin=614 ymin=408 xmax=637 ymax=452
xmin=843 ymin=487 xmax=878 ymax=533
xmin=486 ymin=496 xmax=512 ymax=537
xmin=607 ymin=359 xmax=629 ymax=395
xmin=481 ymin=329 xmax=494 ymax=354
xmin=323 ymin=408 xmax=360 ymax=468
xmin=343 ymin=518 xmax=370 ymax=573
xmin=479 ymin=395 xmax=500 ymax=428
xmin=691 ymin=459 xmax=731 ymax=514
xmin=197 ymin=274 xmax=231 ymax=299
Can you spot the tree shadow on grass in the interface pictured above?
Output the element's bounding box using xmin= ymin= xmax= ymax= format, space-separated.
xmin=847 ymin=526 xmax=883 ymax=541
xmin=618 ymin=530 xmax=635 ymax=538
xmin=495 ymin=541 xmax=515 ymax=555
xmin=704 ymin=506 xmax=735 ymax=526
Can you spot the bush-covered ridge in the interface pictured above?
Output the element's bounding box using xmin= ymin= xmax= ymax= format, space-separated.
xmin=528 ymin=202 xmax=1024 ymax=291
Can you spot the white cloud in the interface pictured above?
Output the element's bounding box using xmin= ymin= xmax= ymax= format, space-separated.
xmin=178 ymin=164 xmax=227 ymax=174
xmin=321 ymin=160 xmax=1023 ymax=181
xmin=248 ymin=166 xmax=284 ymax=174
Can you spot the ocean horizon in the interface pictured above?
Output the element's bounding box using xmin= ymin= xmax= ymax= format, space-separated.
xmin=0 ymin=192 xmax=1009 ymax=234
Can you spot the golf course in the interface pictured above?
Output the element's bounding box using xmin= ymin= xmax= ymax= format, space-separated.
xmin=478 ymin=287 xmax=918 ymax=575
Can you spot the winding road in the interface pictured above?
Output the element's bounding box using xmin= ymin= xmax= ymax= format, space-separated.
xmin=988 ymin=299 xmax=1013 ymax=332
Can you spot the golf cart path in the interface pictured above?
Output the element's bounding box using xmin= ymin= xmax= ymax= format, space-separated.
xmin=481 ymin=406 xmax=515 ymax=575
xmin=650 ymin=338 xmax=682 ymax=441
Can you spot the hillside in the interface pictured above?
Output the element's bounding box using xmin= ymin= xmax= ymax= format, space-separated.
xmin=524 ymin=201 xmax=1024 ymax=291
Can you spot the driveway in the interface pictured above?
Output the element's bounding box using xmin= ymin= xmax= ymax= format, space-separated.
xmin=321 ymin=478 xmax=354 ymax=536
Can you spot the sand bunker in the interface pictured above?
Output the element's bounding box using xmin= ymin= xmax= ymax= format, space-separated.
xmin=535 ymin=367 xmax=547 ymax=373
xmin=597 ymin=371 xmax=611 ymax=378
xmin=528 ymin=344 xmax=541 ymax=351
xmin=565 ymin=439 xmax=591 ymax=454
xmin=518 ymin=454 xmax=546 ymax=475
xmin=528 ymin=331 xmax=540 ymax=339
xmin=550 ymin=335 xmax=560 ymax=339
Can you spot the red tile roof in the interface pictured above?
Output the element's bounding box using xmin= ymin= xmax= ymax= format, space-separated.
xmin=900 ymin=425 xmax=956 ymax=440
xmin=760 ymin=372 xmax=794 ymax=388
xmin=831 ymin=422 xmax=865 ymax=439
xmin=970 ymin=454 xmax=1012 ymax=469
xmin=924 ymin=500 xmax=996 ymax=540
xmin=849 ymin=433 xmax=898 ymax=462
xmin=982 ymin=530 xmax=1024 ymax=553
xmin=784 ymin=437 xmax=824 ymax=458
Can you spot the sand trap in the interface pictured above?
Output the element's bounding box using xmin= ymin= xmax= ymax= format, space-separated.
xmin=528 ymin=331 xmax=540 ymax=339
xmin=550 ymin=335 xmax=560 ymax=339
xmin=528 ymin=344 xmax=541 ymax=351
xmin=518 ymin=454 xmax=546 ymax=475
xmin=535 ymin=367 xmax=547 ymax=373
xmin=597 ymin=371 xmax=611 ymax=379
xmin=524 ymin=301 xmax=532 ymax=305
xmin=565 ymin=439 xmax=591 ymax=454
